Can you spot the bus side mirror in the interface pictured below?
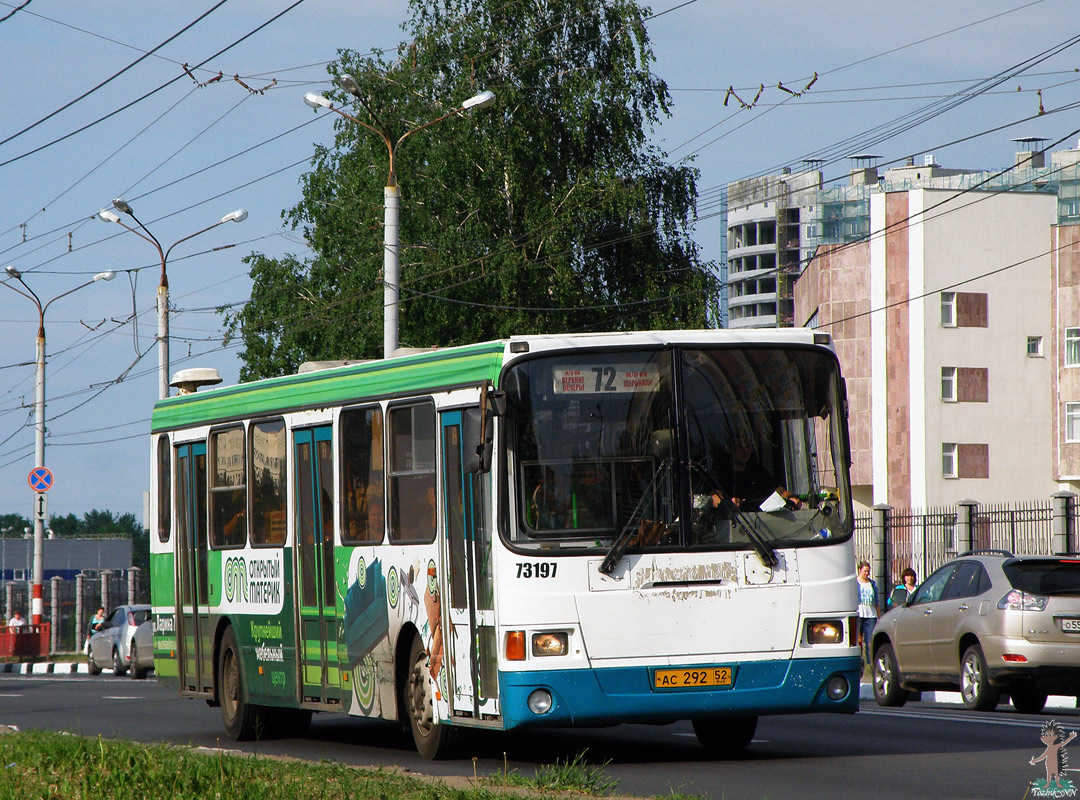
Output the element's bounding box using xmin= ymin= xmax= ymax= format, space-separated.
xmin=464 ymin=386 xmax=504 ymax=474
xmin=463 ymin=407 xmax=493 ymax=474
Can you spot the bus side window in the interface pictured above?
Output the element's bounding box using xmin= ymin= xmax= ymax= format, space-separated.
xmin=250 ymin=419 xmax=286 ymax=546
xmin=341 ymin=406 xmax=385 ymax=544
xmin=388 ymin=402 xmax=436 ymax=544
xmin=156 ymin=434 xmax=171 ymax=543
xmin=210 ymin=426 xmax=247 ymax=548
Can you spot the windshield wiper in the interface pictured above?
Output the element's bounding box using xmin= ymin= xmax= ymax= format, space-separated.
xmin=721 ymin=497 xmax=779 ymax=568
xmin=599 ymin=459 xmax=671 ymax=576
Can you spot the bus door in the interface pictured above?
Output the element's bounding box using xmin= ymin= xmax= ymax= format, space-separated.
xmin=293 ymin=426 xmax=341 ymax=706
xmin=440 ymin=410 xmax=500 ymax=722
xmin=175 ymin=442 xmax=213 ymax=696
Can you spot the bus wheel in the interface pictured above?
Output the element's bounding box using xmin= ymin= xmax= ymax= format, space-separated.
xmin=691 ymin=716 xmax=758 ymax=754
xmin=403 ymin=635 xmax=459 ymax=760
xmin=219 ymin=626 xmax=258 ymax=740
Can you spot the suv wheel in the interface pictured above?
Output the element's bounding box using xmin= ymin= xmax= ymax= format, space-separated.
xmin=872 ymin=643 xmax=908 ymax=707
xmin=960 ymin=644 xmax=1000 ymax=711
xmin=1010 ymin=684 xmax=1048 ymax=714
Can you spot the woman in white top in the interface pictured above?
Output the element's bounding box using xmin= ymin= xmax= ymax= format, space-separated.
xmin=856 ymin=561 xmax=878 ymax=666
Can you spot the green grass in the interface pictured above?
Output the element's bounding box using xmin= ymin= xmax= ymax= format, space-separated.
xmin=483 ymin=749 xmax=619 ymax=796
xmin=0 ymin=729 xmax=573 ymax=800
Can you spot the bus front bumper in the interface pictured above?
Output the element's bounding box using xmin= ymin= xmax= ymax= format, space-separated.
xmin=499 ymin=656 xmax=860 ymax=730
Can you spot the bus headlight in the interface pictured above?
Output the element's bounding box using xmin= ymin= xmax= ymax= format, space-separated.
xmin=528 ymin=689 xmax=553 ymax=714
xmin=532 ymin=632 xmax=568 ymax=657
xmin=806 ymin=619 xmax=845 ymax=644
xmin=825 ymin=675 xmax=850 ymax=700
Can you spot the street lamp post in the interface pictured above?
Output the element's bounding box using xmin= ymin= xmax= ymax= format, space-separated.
xmin=2 ymin=265 xmax=116 ymax=625
xmin=303 ymin=79 xmax=495 ymax=358
xmin=97 ymin=203 xmax=248 ymax=400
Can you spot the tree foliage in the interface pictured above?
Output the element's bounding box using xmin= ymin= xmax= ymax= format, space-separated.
xmin=225 ymin=0 xmax=718 ymax=380
xmin=0 ymin=510 xmax=142 ymax=537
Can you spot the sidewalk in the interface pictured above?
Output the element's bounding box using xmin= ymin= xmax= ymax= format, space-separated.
xmin=859 ymin=680 xmax=1079 ymax=709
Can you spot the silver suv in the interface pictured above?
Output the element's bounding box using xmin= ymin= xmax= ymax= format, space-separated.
xmin=872 ymin=551 xmax=1080 ymax=713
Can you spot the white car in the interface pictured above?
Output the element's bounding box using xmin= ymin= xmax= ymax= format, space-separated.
xmin=87 ymin=604 xmax=151 ymax=677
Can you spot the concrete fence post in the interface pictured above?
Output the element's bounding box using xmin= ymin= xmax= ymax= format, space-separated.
xmin=957 ymin=499 xmax=978 ymax=554
xmin=4 ymin=582 xmax=14 ymax=621
xmin=100 ymin=571 xmax=112 ymax=612
xmin=127 ymin=567 xmax=141 ymax=605
xmin=49 ymin=576 xmax=61 ymax=654
xmin=75 ymin=573 xmax=85 ymax=647
xmin=872 ymin=504 xmax=891 ymax=612
xmin=1052 ymin=492 xmax=1075 ymax=555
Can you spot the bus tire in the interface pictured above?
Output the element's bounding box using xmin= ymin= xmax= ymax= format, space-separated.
xmin=219 ymin=625 xmax=259 ymax=740
xmin=402 ymin=634 xmax=459 ymax=760
xmin=691 ymin=716 xmax=757 ymax=754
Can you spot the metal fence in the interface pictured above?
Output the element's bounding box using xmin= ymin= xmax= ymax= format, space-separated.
xmin=1 ymin=568 xmax=148 ymax=654
xmin=854 ymin=495 xmax=1072 ymax=591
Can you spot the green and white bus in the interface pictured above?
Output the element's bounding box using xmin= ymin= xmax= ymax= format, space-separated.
xmin=149 ymin=329 xmax=859 ymax=758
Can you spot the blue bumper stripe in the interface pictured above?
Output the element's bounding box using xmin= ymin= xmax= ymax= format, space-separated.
xmin=499 ymin=656 xmax=860 ymax=730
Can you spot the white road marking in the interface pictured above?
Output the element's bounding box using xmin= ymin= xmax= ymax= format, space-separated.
xmin=860 ymin=707 xmax=1054 ymax=730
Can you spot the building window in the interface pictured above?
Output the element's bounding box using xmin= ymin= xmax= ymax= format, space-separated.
xmin=1067 ymin=328 xmax=1080 ymax=367
xmin=957 ymin=367 xmax=989 ymax=403
xmin=941 ymin=293 xmax=956 ymax=327
xmin=1027 ymin=336 xmax=1043 ymax=357
xmin=1067 ymin=403 xmax=1080 ymax=443
xmin=942 ymin=443 xmax=957 ymax=478
xmin=941 ymin=367 xmax=957 ymax=402
xmin=957 ymin=292 xmax=989 ymax=327
xmin=942 ymin=442 xmax=990 ymax=478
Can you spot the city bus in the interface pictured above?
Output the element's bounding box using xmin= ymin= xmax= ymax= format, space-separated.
xmin=148 ymin=329 xmax=859 ymax=759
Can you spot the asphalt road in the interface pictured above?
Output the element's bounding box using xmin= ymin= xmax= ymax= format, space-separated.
xmin=0 ymin=672 xmax=1071 ymax=800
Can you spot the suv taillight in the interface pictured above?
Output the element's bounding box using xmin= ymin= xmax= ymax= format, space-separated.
xmin=997 ymin=589 xmax=1048 ymax=612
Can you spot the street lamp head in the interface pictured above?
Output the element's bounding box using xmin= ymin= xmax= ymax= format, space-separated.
xmin=92 ymin=270 xmax=116 ymax=282
xmin=337 ymin=73 xmax=362 ymax=99
xmin=112 ymin=197 xmax=134 ymax=216
xmin=221 ymin=209 xmax=248 ymax=224
xmin=5 ymin=265 xmax=21 ymax=280
xmin=462 ymin=89 xmax=496 ymax=110
xmin=304 ymin=92 xmax=333 ymax=110
xmin=97 ymin=209 xmax=120 ymax=224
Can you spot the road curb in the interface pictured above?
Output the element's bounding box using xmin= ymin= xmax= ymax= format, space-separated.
xmin=0 ymin=661 xmax=88 ymax=675
xmin=859 ymin=681 xmax=1077 ymax=709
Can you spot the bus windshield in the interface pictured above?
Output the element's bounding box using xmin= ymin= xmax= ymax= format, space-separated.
xmin=503 ymin=345 xmax=852 ymax=554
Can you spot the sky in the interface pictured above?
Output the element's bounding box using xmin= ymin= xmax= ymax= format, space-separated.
xmin=0 ymin=0 xmax=1076 ymax=525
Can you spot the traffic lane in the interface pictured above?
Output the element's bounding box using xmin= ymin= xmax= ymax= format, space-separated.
xmin=0 ymin=676 xmax=1064 ymax=799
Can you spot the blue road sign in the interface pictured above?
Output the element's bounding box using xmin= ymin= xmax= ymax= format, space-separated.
xmin=27 ymin=467 xmax=53 ymax=492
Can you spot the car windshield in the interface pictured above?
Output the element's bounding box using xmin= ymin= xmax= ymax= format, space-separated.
xmin=1004 ymin=559 xmax=1080 ymax=596
xmin=502 ymin=345 xmax=852 ymax=554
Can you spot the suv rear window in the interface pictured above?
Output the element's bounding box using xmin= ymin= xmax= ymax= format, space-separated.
xmin=1004 ymin=559 xmax=1080 ymax=596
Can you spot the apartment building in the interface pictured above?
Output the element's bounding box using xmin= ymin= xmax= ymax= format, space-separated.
xmin=795 ymin=144 xmax=1080 ymax=508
